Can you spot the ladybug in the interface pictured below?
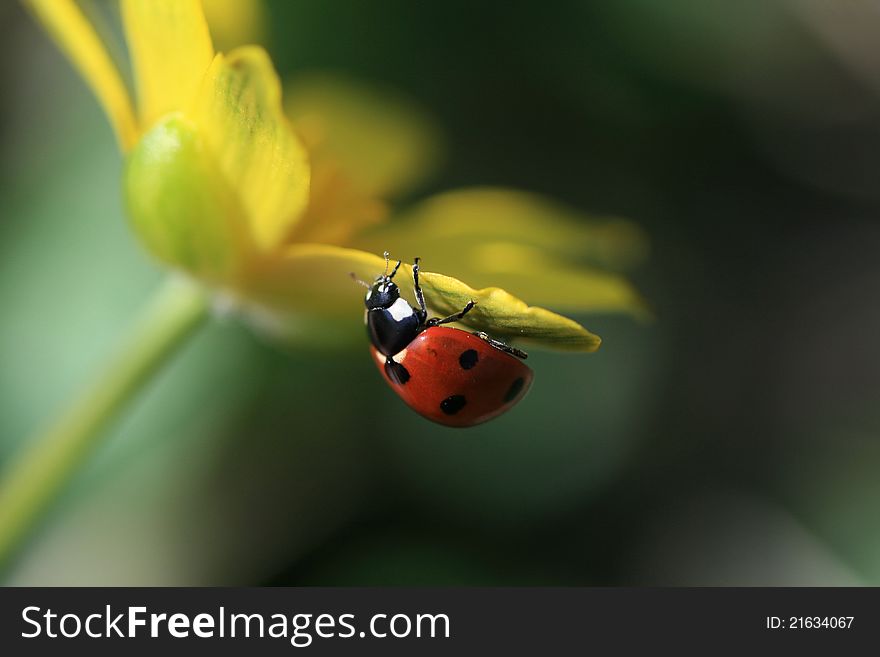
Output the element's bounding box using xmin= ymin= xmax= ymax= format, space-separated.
xmin=353 ymin=253 xmax=533 ymax=428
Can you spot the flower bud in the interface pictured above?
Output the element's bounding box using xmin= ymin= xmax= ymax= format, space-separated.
xmin=123 ymin=113 xmax=251 ymax=282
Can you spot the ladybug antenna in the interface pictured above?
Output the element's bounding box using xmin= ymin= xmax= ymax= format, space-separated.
xmin=382 ymin=250 xmax=402 ymax=280
xmin=349 ymin=272 xmax=370 ymax=289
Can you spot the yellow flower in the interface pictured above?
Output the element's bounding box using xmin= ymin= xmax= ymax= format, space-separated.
xmin=23 ymin=0 xmax=646 ymax=352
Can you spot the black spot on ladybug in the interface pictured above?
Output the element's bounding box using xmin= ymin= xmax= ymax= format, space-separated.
xmin=458 ymin=349 xmax=478 ymax=370
xmin=440 ymin=394 xmax=466 ymax=415
xmin=504 ymin=377 xmax=525 ymax=403
xmin=385 ymin=359 xmax=410 ymax=385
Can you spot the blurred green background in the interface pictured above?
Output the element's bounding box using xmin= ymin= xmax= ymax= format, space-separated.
xmin=2 ymin=0 xmax=880 ymax=585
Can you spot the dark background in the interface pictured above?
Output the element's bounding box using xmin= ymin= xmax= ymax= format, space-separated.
xmin=1 ymin=0 xmax=879 ymax=585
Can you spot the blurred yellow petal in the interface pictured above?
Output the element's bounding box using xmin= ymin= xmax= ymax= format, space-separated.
xmin=357 ymin=187 xmax=649 ymax=272
xmin=463 ymin=243 xmax=649 ymax=317
xmin=124 ymin=114 xmax=252 ymax=281
xmin=191 ymin=47 xmax=311 ymax=251
xmin=285 ymin=73 xmax=442 ymax=197
xmin=121 ymin=0 xmax=214 ymax=128
xmin=284 ymin=160 xmax=388 ymax=246
xmin=24 ymin=0 xmax=138 ymax=150
xmin=202 ymin=0 xmax=267 ymax=51
xmin=241 ymin=245 xmax=397 ymax=325
xmin=242 ymin=245 xmax=601 ymax=351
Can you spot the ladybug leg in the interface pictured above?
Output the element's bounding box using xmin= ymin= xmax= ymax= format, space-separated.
xmin=412 ymin=256 xmax=428 ymax=324
xmin=474 ymin=331 xmax=529 ymax=360
xmin=412 ymin=257 xmax=474 ymax=327
xmin=427 ymin=300 xmax=476 ymax=327
xmin=384 ymin=356 xmax=411 ymax=385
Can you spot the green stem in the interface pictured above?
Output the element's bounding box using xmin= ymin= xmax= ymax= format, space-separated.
xmin=0 ymin=276 xmax=208 ymax=576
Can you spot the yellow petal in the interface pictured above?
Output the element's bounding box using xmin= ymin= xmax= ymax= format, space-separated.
xmin=240 ymin=245 xmax=385 ymax=326
xmin=24 ymin=0 xmax=138 ymax=150
xmin=121 ymin=0 xmax=214 ymax=128
xmin=453 ymin=243 xmax=649 ymax=317
xmin=283 ymin=160 xmax=388 ymax=246
xmin=123 ymin=114 xmax=253 ymax=281
xmin=285 ymin=73 xmax=442 ymax=197
xmin=357 ymin=187 xmax=649 ymax=272
xmin=190 ymin=47 xmax=311 ymax=251
xmin=241 ymin=245 xmax=601 ymax=351
xmin=202 ymin=0 xmax=267 ymax=51
xmin=416 ymin=271 xmax=602 ymax=351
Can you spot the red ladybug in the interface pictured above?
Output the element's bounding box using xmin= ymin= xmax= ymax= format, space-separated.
xmin=354 ymin=254 xmax=533 ymax=428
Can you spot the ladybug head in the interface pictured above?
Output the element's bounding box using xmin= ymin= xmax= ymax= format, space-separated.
xmin=365 ymin=278 xmax=400 ymax=309
xmin=363 ymin=252 xmax=402 ymax=310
